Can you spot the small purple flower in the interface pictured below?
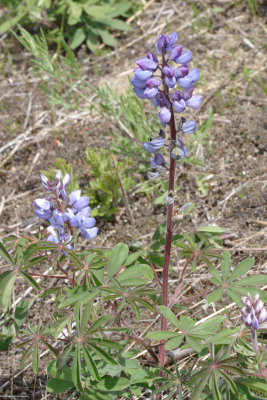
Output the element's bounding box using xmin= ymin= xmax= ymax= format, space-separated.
xmin=68 ymin=190 xmax=89 ymax=212
xmin=133 ymin=87 xmax=146 ymax=99
xmin=134 ymin=67 xmax=153 ymax=81
xmin=143 ymin=137 xmax=165 ymax=153
xmin=186 ymin=95 xmax=203 ymax=109
xmin=173 ymin=99 xmax=186 ymax=113
xmin=156 ymin=32 xmax=177 ymax=54
xmin=150 ymin=152 xmax=166 ymax=168
xmin=130 ymin=77 xmax=146 ymax=89
xmin=144 ymin=78 xmax=162 ymax=99
xmin=175 ymin=50 xmax=193 ymax=64
xmin=174 ymin=65 xmax=189 ymax=80
xmin=49 ymin=209 xmax=66 ymax=227
xmin=147 ymin=52 xmax=159 ymax=64
xmin=136 ymin=57 xmax=157 ymax=71
xmin=171 ymin=137 xmax=188 ymax=160
xmin=70 ymin=207 xmax=98 ymax=240
xmin=182 ymin=120 xmax=197 ymax=134
xmin=158 ymin=107 xmax=171 ymax=127
xmin=168 ymin=45 xmax=183 ymax=61
xmin=46 ymin=226 xmax=74 ymax=251
xmin=152 ymin=93 xmax=170 ymax=109
xmin=177 ymin=68 xmax=199 ymax=90
xmin=34 ymin=198 xmax=53 ymax=220
xmin=40 ymin=174 xmax=53 ymax=191
xmin=162 ymin=66 xmax=176 ymax=89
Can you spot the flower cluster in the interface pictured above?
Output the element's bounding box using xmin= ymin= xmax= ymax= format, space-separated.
xmin=34 ymin=172 xmax=98 ymax=248
xmin=241 ymin=293 xmax=267 ymax=330
xmin=131 ymin=32 xmax=202 ymax=179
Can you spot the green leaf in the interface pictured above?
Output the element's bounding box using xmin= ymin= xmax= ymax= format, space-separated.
xmin=0 ymin=334 xmax=14 ymax=351
xmin=54 ymin=315 xmax=72 ymax=340
xmin=194 ymin=316 xmax=225 ymax=333
xmin=197 ymin=226 xmax=225 ymax=234
xmin=21 ymin=272 xmax=41 ymax=291
xmin=32 ymin=344 xmax=39 ymax=374
xmin=97 ymin=28 xmax=117 ymax=47
xmin=89 ymin=343 xmax=117 ymax=365
xmin=165 ymin=335 xmax=183 ymax=351
xmin=100 ymin=18 xmax=132 ymax=31
xmin=83 ymin=346 xmax=100 ymax=381
xmin=221 ymin=251 xmax=231 ymax=281
xmin=210 ymin=268 xmax=222 ymax=284
xmin=116 ymin=264 xmax=152 ymax=282
xmin=20 ymin=343 xmax=34 ymax=370
xmin=46 ymin=378 xmax=74 ymax=393
xmin=86 ymin=314 xmax=110 ymax=334
xmin=191 ymin=370 xmax=211 ymax=400
xmin=72 ymin=346 xmax=83 ymax=391
xmin=70 ymin=27 xmax=86 ymax=49
xmin=106 ymin=243 xmax=129 ymax=282
xmin=93 ymin=376 xmax=130 ymax=392
xmin=228 ymin=258 xmax=254 ymax=282
xmin=48 ymin=359 xmax=72 ymax=380
xmin=211 ymin=327 xmax=240 ymax=345
xmin=24 ymin=256 xmax=47 ymax=270
xmin=68 ymin=1 xmax=83 ymax=25
xmin=14 ymin=300 xmax=31 ymax=331
xmin=86 ymin=28 xmax=100 ymax=52
xmin=207 ymin=287 xmax=224 ymax=303
xmin=83 ymin=5 xmax=113 ymax=19
xmin=146 ymin=331 xmax=178 ymax=340
xmin=2 ymin=272 xmax=17 ymax=312
xmin=108 ymin=1 xmax=131 ymax=18
xmin=57 ymin=342 xmax=74 ymax=373
xmin=159 ymin=306 xmax=180 ymax=329
xmin=234 ymin=275 xmax=267 ymax=286
xmin=186 ymin=336 xmax=203 ymax=353
xmin=59 ymin=288 xmax=98 ymax=309
xmin=0 ymin=241 xmax=14 ymax=266
xmin=0 ymin=11 xmax=27 ymax=34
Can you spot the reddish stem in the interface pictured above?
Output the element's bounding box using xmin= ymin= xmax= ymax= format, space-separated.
xmin=159 ymin=54 xmax=177 ymax=368
xmin=168 ymin=256 xmax=194 ymax=309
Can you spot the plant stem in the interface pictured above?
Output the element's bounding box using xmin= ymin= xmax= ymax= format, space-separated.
xmin=250 ymin=327 xmax=267 ymax=378
xmin=159 ymin=84 xmax=177 ymax=367
xmin=168 ymin=256 xmax=194 ymax=309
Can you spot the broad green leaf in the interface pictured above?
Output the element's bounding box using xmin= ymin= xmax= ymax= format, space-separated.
xmin=93 ymin=376 xmax=130 ymax=392
xmin=186 ymin=336 xmax=203 ymax=353
xmin=0 ymin=241 xmax=14 ymax=266
xmin=100 ymin=18 xmax=132 ymax=31
xmin=159 ymin=306 xmax=180 ymax=329
xmin=226 ymin=288 xmax=243 ymax=306
xmin=197 ymin=226 xmax=224 ymax=234
xmin=21 ymin=272 xmax=41 ymax=291
xmin=146 ymin=331 xmax=178 ymax=340
xmin=221 ymin=251 xmax=231 ymax=281
xmin=24 ymin=256 xmax=47 ymax=270
xmin=86 ymin=29 xmax=100 ymax=52
xmin=116 ymin=264 xmax=152 ymax=282
xmin=106 ymin=243 xmax=129 ymax=282
xmin=83 ymin=5 xmax=113 ymax=19
xmin=165 ymin=335 xmax=183 ymax=351
xmin=46 ymin=378 xmax=74 ymax=393
xmin=191 ymin=370 xmax=211 ymax=400
xmin=194 ymin=316 xmax=225 ymax=333
xmin=228 ymin=258 xmax=254 ymax=282
xmin=180 ymin=315 xmax=196 ymax=331
xmin=86 ymin=338 xmax=123 ymax=350
xmin=47 ymin=360 xmax=72 ymax=380
xmin=2 ymin=272 xmax=17 ymax=311
xmin=108 ymin=2 xmax=131 ymax=18
xmin=0 ymin=11 xmax=27 ymax=33
xmin=210 ymin=268 xmax=222 ymax=284
xmin=72 ymin=346 xmax=83 ymax=391
xmin=207 ymin=287 xmax=224 ymax=303
xmin=68 ymin=1 xmax=83 ymax=25
xmin=83 ymin=346 xmax=100 ymax=381
xmin=236 ymin=378 xmax=267 ymax=395
xmin=70 ymin=27 xmax=86 ymax=49
xmin=124 ymin=250 xmax=145 ymax=266
xmin=97 ymin=28 xmax=117 ymax=47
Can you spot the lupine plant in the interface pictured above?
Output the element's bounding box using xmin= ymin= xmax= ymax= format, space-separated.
xmin=130 ymin=31 xmax=203 ymax=367
xmin=1 ymin=32 xmax=267 ymax=400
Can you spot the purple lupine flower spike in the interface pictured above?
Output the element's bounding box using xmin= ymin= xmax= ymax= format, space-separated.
xmin=241 ymin=293 xmax=267 ymax=329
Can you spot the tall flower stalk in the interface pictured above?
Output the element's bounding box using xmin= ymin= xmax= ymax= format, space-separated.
xmin=131 ymin=32 xmax=202 ymax=366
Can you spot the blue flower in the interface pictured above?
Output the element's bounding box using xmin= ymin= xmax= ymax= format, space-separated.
xmin=70 ymin=207 xmax=98 ymax=240
xmin=142 ymin=137 xmax=165 ymax=153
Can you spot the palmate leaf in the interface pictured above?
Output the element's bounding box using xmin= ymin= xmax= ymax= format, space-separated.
xmin=106 ymin=243 xmax=129 ymax=282
xmin=228 ymin=258 xmax=254 ymax=282
xmin=83 ymin=346 xmax=100 ymax=381
xmin=0 ymin=241 xmax=14 ymax=266
xmin=72 ymin=346 xmax=83 ymax=391
xmin=1 ymin=272 xmax=17 ymax=312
